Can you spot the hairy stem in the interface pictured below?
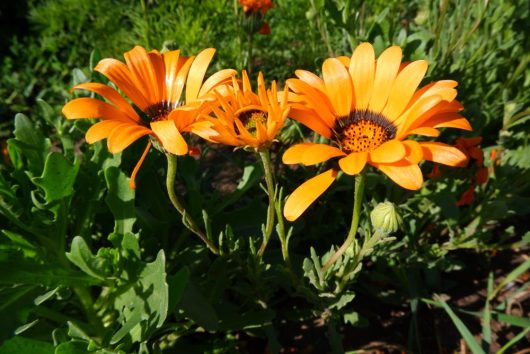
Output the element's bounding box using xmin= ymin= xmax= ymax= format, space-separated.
xmin=166 ymin=154 xmax=219 ymax=255
xmin=257 ymin=149 xmax=276 ymax=259
xmin=322 ymin=174 xmax=365 ymax=273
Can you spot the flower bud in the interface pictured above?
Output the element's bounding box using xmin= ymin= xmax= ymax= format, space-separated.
xmin=370 ymin=201 xmax=402 ymax=233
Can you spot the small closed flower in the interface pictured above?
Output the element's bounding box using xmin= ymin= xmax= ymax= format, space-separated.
xmin=370 ymin=201 xmax=402 ymax=234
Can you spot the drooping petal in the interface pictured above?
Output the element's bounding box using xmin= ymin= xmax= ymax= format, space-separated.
xmin=62 ymin=98 xmax=133 ymax=123
xmin=301 ymin=144 xmax=345 ymax=165
xmin=322 ymin=58 xmax=353 ymax=117
xmin=376 ymin=161 xmax=424 ymax=190
xmin=72 ymin=83 xmax=140 ymax=122
xmin=107 ymin=124 xmax=152 ymax=153
xmin=283 ymin=169 xmax=338 ymax=221
xmin=186 ymin=48 xmax=215 ymax=103
xmin=420 ymin=142 xmax=468 ymax=167
xmin=349 ymin=42 xmax=375 ymax=110
xmin=150 ymin=120 xmax=188 ymax=155
xmin=129 ymin=140 xmax=152 ymax=190
xmin=368 ymin=140 xmax=406 ymax=163
xmin=383 ymin=60 xmax=428 ymax=121
xmin=338 ymin=151 xmax=368 ymax=175
xmin=369 ymin=46 xmax=402 ymax=112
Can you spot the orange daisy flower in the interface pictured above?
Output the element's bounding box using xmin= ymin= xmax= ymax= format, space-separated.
xmin=283 ymin=43 xmax=471 ymax=221
xmin=62 ymin=46 xmax=235 ymax=188
xmin=193 ymin=70 xmax=289 ymax=150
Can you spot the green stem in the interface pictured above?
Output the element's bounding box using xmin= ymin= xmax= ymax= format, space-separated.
xmin=166 ymin=154 xmax=219 ymax=255
xmin=322 ymin=174 xmax=365 ymax=273
xmin=73 ymin=286 xmax=103 ymax=336
xmin=246 ymin=31 xmax=254 ymax=75
xmin=257 ymin=150 xmax=275 ymax=259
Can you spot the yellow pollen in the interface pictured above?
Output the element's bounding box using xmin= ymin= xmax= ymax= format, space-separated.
xmin=237 ymin=109 xmax=268 ymax=135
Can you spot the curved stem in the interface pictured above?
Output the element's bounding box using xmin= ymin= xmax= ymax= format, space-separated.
xmin=257 ymin=149 xmax=275 ymax=259
xmin=322 ymin=174 xmax=365 ymax=273
xmin=166 ymin=154 xmax=219 ymax=255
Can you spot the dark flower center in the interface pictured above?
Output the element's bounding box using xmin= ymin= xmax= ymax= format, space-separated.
xmin=334 ymin=110 xmax=396 ymax=153
xmin=236 ymin=109 xmax=268 ymax=135
xmin=145 ymin=100 xmax=173 ymax=122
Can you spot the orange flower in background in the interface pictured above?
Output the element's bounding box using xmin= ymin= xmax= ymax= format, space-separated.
xmin=193 ymin=70 xmax=289 ymax=150
xmin=283 ymin=43 xmax=471 ymax=221
xmin=62 ymin=46 xmax=235 ymax=188
xmin=239 ymin=0 xmax=273 ymax=14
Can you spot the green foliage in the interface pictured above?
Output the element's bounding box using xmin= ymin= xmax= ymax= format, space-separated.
xmin=1 ymin=0 xmax=529 ymax=352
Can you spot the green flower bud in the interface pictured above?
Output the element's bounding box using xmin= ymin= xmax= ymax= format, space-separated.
xmin=370 ymin=201 xmax=402 ymax=233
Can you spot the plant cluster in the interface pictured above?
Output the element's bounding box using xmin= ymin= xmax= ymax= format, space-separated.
xmin=1 ymin=0 xmax=529 ymax=353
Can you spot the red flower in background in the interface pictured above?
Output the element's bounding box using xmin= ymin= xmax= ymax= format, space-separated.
xmin=239 ymin=0 xmax=273 ymax=14
xmin=455 ymin=137 xmax=488 ymax=206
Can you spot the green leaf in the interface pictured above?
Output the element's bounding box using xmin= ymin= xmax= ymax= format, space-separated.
xmin=497 ymin=326 xmax=530 ymax=354
xmin=32 ymin=152 xmax=79 ymax=203
xmin=111 ymin=250 xmax=168 ymax=344
xmin=0 ymin=251 xmax=98 ymax=287
xmin=167 ymin=267 xmax=190 ymax=313
xmin=0 ymin=336 xmax=54 ymax=354
xmin=104 ymin=167 xmax=136 ymax=234
xmin=178 ymin=281 xmax=219 ymax=331
xmin=8 ymin=113 xmax=50 ymax=175
xmin=66 ymin=236 xmax=108 ymax=281
xmin=428 ymin=297 xmax=485 ymax=354
xmin=490 ymin=258 xmax=530 ymax=300
xmin=54 ymin=340 xmax=89 ymax=354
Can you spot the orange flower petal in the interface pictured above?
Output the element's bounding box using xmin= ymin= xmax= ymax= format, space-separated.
xmin=283 ymin=143 xmax=315 ymax=164
xmin=107 ymin=125 xmax=151 ymax=154
xmin=369 ymin=46 xmax=402 ymax=112
xmin=420 ymin=142 xmax=468 ymax=167
xmin=422 ymin=113 xmax=472 ymax=131
xmin=338 ymin=151 xmax=368 ymax=175
xmin=322 ymin=58 xmax=353 ymax=117
xmin=369 ymin=140 xmax=406 ymax=163
xmin=402 ymin=140 xmax=423 ymax=164
xmin=148 ymin=50 xmax=167 ymax=103
xmin=295 ymin=69 xmax=326 ymax=92
xmin=284 ymin=169 xmax=337 ymax=221
xmin=349 ymin=42 xmax=375 ymax=110
xmin=288 ymin=106 xmax=332 ymax=138
xmin=301 ymin=144 xmax=345 ymax=165
xmin=163 ymin=51 xmax=193 ymax=105
xmin=72 ymin=83 xmax=140 ymax=122
xmin=150 ymin=120 xmax=188 ymax=155
xmin=95 ymin=58 xmax=150 ymax=110
xmin=383 ymin=60 xmax=428 ymax=121
xmin=376 ymin=161 xmax=423 ymax=190
xmin=85 ymin=120 xmax=125 ymax=143
xmin=62 ymin=98 xmax=133 ymax=123
xmin=198 ymin=69 xmax=236 ymax=98
xmin=408 ymin=127 xmax=440 ymax=137
xmin=124 ymin=46 xmax=161 ymax=105
xmin=186 ymin=48 xmax=215 ymax=103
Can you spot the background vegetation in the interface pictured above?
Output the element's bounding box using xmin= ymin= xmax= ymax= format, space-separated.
xmin=1 ymin=0 xmax=529 ymax=353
